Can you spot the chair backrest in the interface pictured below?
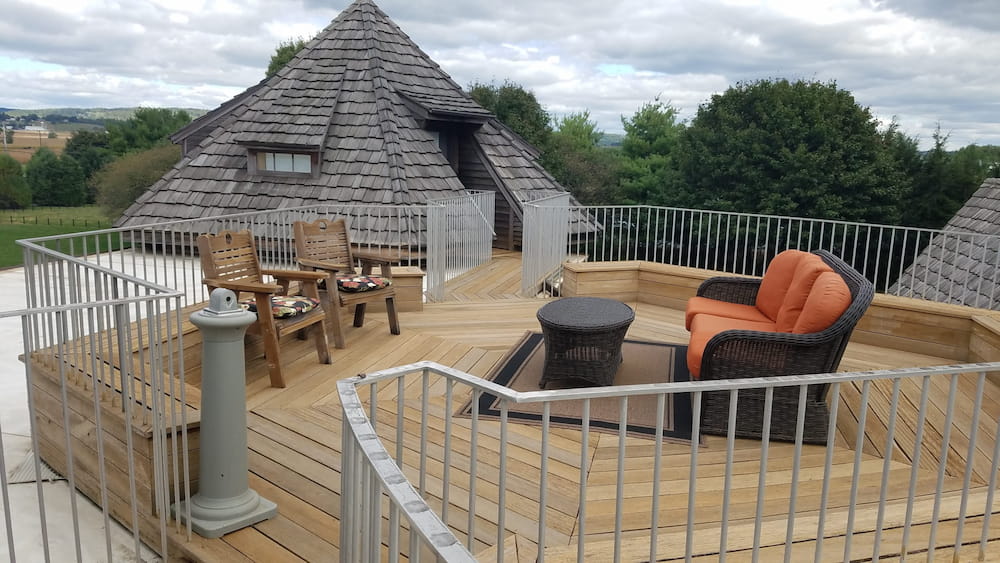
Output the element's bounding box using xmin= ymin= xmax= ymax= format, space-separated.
xmin=294 ymin=218 xmax=354 ymax=267
xmin=198 ymin=230 xmax=263 ymax=284
xmin=813 ymin=249 xmax=875 ymax=373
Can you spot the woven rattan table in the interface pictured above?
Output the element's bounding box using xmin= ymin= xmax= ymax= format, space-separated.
xmin=536 ymin=297 xmax=635 ymax=388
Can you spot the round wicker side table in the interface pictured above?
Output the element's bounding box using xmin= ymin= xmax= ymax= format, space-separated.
xmin=536 ymin=297 xmax=635 ymax=388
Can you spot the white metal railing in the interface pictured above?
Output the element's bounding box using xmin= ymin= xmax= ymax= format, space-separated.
xmin=426 ymin=191 xmax=496 ymax=300
xmin=4 ymin=241 xmax=188 ymax=561
xmin=339 ymin=360 xmax=1000 ymax=562
xmin=19 ymin=195 xmax=495 ymax=308
xmin=520 ymin=205 xmax=1000 ymax=308
xmin=521 ymin=193 xmax=571 ymax=296
xmin=0 ymin=194 xmax=495 ymax=560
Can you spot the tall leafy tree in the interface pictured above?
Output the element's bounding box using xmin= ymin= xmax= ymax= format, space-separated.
xmin=902 ymin=131 xmax=1000 ymax=229
xmin=468 ymin=80 xmax=552 ymax=151
xmin=0 ymin=153 xmax=31 ymax=209
xmin=94 ymin=144 xmax=181 ymax=220
xmin=677 ymin=79 xmax=906 ymax=224
xmin=25 ymin=148 xmax=87 ymax=206
xmin=546 ymin=111 xmax=622 ymax=204
xmin=618 ymin=100 xmax=686 ymax=205
xmin=63 ymin=130 xmax=114 ymax=182
xmin=105 ymin=108 xmax=192 ymax=156
xmin=266 ymin=37 xmax=308 ymax=78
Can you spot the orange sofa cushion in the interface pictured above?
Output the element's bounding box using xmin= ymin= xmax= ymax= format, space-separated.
xmin=774 ymin=254 xmax=833 ymax=332
xmin=687 ymin=314 xmax=777 ymax=378
xmin=755 ymin=249 xmax=809 ymax=321
xmin=792 ymin=272 xmax=852 ymax=334
xmin=684 ymin=296 xmax=771 ymax=330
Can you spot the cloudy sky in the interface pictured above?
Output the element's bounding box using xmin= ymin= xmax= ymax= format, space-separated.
xmin=2 ymin=0 xmax=999 ymax=149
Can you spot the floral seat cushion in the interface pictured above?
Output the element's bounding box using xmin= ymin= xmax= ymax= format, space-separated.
xmin=241 ymin=295 xmax=320 ymax=318
xmin=336 ymin=275 xmax=392 ymax=293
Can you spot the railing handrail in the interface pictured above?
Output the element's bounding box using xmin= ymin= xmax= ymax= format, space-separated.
xmin=551 ymin=203 xmax=1000 ymax=241
xmin=348 ymin=360 xmax=1000 ymax=403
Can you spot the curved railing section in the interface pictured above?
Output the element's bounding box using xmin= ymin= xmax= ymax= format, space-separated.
xmin=339 ymin=360 xmax=1000 ymax=562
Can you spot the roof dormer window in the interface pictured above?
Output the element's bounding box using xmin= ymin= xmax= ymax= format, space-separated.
xmin=260 ymin=152 xmax=311 ymax=173
xmin=246 ymin=148 xmax=319 ymax=177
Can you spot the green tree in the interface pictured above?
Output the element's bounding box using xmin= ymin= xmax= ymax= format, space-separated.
xmin=677 ymin=79 xmax=906 ymax=224
xmin=25 ymin=148 xmax=87 ymax=206
xmin=0 ymin=153 xmax=31 ymax=209
xmin=64 ymin=130 xmax=114 ymax=183
xmin=546 ymin=111 xmax=622 ymax=204
xmin=94 ymin=143 xmax=181 ymax=219
xmin=3 ymin=127 xmax=12 ymax=145
xmin=267 ymin=37 xmax=308 ymax=78
xmin=469 ymin=80 xmax=552 ymax=151
xmin=106 ymin=107 xmax=192 ymax=156
xmin=902 ymin=132 xmax=1000 ymax=229
xmin=618 ymin=100 xmax=686 ymax=205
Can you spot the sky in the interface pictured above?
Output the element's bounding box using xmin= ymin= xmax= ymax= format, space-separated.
xmin=2 ymin=0 xmax=1000 ymax=149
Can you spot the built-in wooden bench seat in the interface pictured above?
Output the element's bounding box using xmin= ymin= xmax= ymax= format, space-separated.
xmin=561 ymin=259 xmax=1000 ymax=371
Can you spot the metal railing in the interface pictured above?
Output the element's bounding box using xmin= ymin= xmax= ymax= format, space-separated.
xmin=0 ymin=193 xmax=496 ymax=560
xmin=426 ymin=192 xmax=497 ymax=300
xmin=520 ymin=204 xmax=1000 ymax=308
xmin=20 ymin=194 xmax=495 ymax=308
xmin=521 ymin=193 xmax=571 ymax=296
xmin=339 ymin=360 xmax=1000 ymax=562
xmin=4 ymin=241 xmax=189 ymax=561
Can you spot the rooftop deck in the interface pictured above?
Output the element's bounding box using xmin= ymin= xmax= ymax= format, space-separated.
xmin=27 ymin=251 xmax=1000 ymax=561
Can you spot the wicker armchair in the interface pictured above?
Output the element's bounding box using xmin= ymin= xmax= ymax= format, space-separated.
xmin=697 ymin=250 xmax=874 ymax=444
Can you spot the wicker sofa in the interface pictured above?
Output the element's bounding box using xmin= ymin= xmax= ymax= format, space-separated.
xmin=685 ymin=249 xmax=874 ymax=443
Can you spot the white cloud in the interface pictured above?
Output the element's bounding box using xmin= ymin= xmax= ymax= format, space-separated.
xmin=1 ymin=0 xmax=1000 ymax=149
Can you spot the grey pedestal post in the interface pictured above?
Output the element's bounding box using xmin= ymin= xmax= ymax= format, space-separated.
xmin=171 ymin=288 xmax=277 ymax=538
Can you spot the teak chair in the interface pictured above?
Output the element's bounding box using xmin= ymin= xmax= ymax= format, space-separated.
xmin=293 ymin=218 xmax=400 ymax=349
xmin=198 ymin=230 xmax=331 ymax=388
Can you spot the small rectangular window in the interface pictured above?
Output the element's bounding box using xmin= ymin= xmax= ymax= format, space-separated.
xmin=254 ymin=151 xmax=313 ymax=175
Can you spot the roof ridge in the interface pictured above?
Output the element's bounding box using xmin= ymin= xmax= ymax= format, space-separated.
xmin=362 ymin=1 xmax=408 ymax=202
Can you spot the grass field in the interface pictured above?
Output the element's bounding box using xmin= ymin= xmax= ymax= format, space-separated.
xmin=0 ymin=206 xmax=118 ymax=268
xmin=2 ymin=131 xmax=70 ymax=163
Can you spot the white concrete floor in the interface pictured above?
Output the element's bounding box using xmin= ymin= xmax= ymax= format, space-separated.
xmin=0 ymin=267 xmax=159 ymax=562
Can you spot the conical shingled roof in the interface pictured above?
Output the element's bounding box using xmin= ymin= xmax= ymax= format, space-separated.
xmin=116 ymin=0 xmax=570 ymax=237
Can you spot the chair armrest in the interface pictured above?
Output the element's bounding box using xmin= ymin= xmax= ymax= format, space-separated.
xmin=696 ymin=276 xmax=761 ymax=305
xmin=202 ymin=278 xmax=281 ymax=294
xmin=296 ymin=258 xmax=350 ymax=272
xmin=262 ymin=269 xmax=331 ymax=283
xmin=352 ymin=249 xmax=392 ymax=266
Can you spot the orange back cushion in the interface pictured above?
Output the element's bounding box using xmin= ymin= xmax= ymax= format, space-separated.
xmin=792 ymin=272 xmax=852 ymax=333
xmin=755 ymin=250 xmax=808 ymax=321
xmin=774 ymin=255 xmax=833 ymax=331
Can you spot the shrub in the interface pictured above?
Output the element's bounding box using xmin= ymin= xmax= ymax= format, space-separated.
xmin=0 ymin=154 xmax=30 ymax=209
xmin=93 ymin=143 xmax=181 ymax=220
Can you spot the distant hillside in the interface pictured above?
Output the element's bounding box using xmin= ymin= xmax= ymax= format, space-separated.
xmin=1 ymin=107 xmax=208 ymax=122
xmin=598 ymin=133 xmax=624 ymax=148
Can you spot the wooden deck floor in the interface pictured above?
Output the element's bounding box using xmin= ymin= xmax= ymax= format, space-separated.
xmin=63 ymin=254 xmax=1000 ymax=561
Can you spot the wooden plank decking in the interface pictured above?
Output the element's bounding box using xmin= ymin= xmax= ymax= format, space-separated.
xmin=34 ymin=253 xmax=1000 ymax=562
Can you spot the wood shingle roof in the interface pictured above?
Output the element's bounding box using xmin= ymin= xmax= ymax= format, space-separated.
xmin=117 ymin=0 xmax=570 ymax=235
xmin=892 ymin=177 xmax=1000 ymax=309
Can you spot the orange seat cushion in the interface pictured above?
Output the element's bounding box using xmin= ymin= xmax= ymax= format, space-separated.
xmin=684 ymin=296 xmax=771 ymax=330
xmin=774 ymin=255 xmax=833 ymax=332
xmin=755 ymin=250 xmax=809 ymax=321
xmin=687 ymin=314 xmax=776 ymax=378
xmin=793 ymin=272 xmax=852 ymax=334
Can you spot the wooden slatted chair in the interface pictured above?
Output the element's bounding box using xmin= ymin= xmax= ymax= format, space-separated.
xmin=198 ymin=230 xmax=331 ymax=388
xmin=293 ymin=218 xmax=400 ymax=349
